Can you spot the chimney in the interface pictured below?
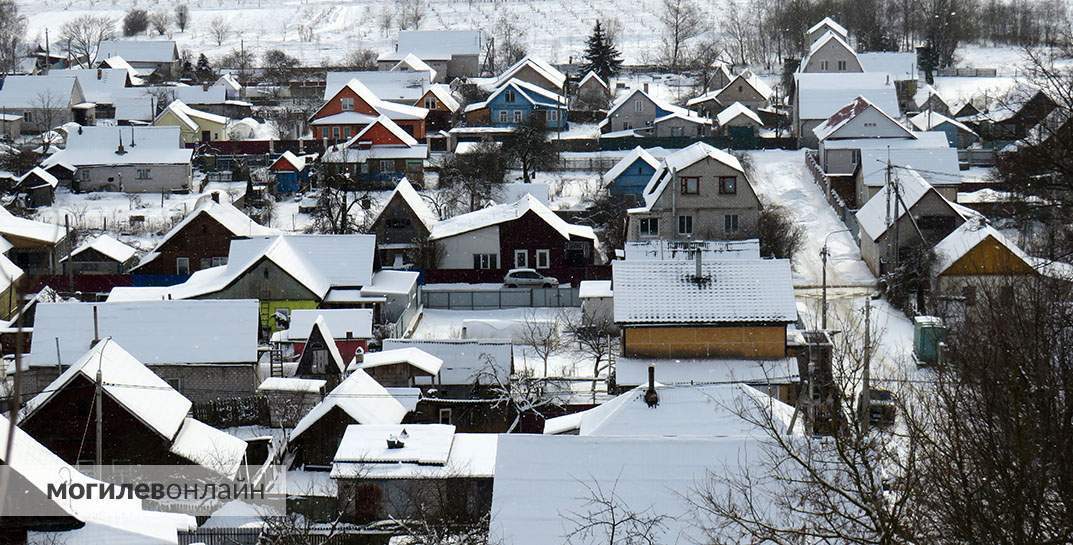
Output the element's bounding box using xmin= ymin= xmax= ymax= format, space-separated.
xmin=644 ymin=364 xmax=659 ymax=408
xmin=210 ymin=191 xmax=220 ymax=203
xmin=115 ymin=130 xmax=126 ymax=155
xmin=90 ymin=306 xmax=100 ymax=348
xmin=694 ymin=247 xmax=702 ymax=279
xmin=353 ymin=347 xmax=364 ymax=365
xmin=130 ymin=127 xmax=136 ymax=147
xmin=96 ymin=68 xmax=102 ymax=80
xmin=643 ymin=82 xmax=649 ymax=93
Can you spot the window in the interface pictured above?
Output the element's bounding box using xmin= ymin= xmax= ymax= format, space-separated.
xmin=680 ymin=176 xmax=699 ymax=195
xmin=341 ymin=97 xmax=355 ymax=111
xmin=424 ymin=97 xmax=437 ymax=109
xmin=514 ymin=249 xmax=528 ymax=268
xmin=622 ymin=121 xmax=633 ymax=130
xmin=505 ymin=89 xmax=516 ymax=103
xmin=386 ymin=217 xmax=411 ymax=229
xmin=136 ymin=168 xmax=151 ymax=180
xmin=344 ymin=127 xmax=352 ymax=138
xmin=513 ymin=110 xmax=523 ymax=123
xmin=677 ymin=215 xmax=693 ymax=236
xmin=547 ymin=109 xmax=559 ymax=122
xmin=670 ymin=126 xmax=684 ymax=137
xmin=80 ymin=169 xmax=89 ymax=182
xmin=724 ymin=214 xmax=740 ymax=233
xmin=473 ymin=253 xmax=498 ymax=269
xmin=380 ymin=159 xmax=395 ymax=172
xmin=634 ymin=100 xmax=643 ymax=113
xmin=200 ymin=258 xmax=211 ymax=269
xmin=536 ymin=249 xmax=550 ymax=269
xmin=175 ymin=257 xmax=190 ymax=275
xmin=719 ymin=176 xmax=737 ymax=194
xmin=332 ymin=126 xmax=340 ymax=139
xmin=211 ymin=256 xmax=227 ymax=267
xmin=439 ymin=408 xmax=453 ymax=425
xmin=498 ymin=110 xmax=508 ymax=123
xmin=164 ymin=377 xmax=182 ymax=391
xmin=22 ymin=111 xmax=32 ymax=123
xmin=737 ymin=85 xmax=743 ymax=92
xmin=851 ymin=149 xmax=861 ymax=165
xmin=820 ymin=60 xmax=829 ymax=70
xmin=311 ymin=348 xmax=329 ymax=373
xmin=918 ymin=215 xmax=956 ymax=232
xmin=837 ymin=60 xmax=847 ymax=71
xmin=639 ymin=217 xmax=659 ymax=237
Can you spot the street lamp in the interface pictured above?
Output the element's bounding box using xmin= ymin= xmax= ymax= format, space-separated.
xmin=820 ymin=228 xmax=851 ymax=330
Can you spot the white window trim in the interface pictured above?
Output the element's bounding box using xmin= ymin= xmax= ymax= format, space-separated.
xmin=514 ymin=249 xmax=528 ymax=268
xmin=677 ymin=215 xmax=693 ymax=236
xmin=536 ymin=249 xmax=550 ymax=269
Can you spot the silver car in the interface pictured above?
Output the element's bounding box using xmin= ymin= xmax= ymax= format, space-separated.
xmin=503 ymin=268 xmax=559 ymax=288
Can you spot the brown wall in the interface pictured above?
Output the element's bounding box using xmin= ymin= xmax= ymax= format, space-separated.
xmin=136 ymin=212 xmax=235 ymax=276
xmin=623 ymin=324 xmax=787 ymax=359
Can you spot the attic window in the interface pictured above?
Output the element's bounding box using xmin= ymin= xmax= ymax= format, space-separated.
xmin=341 ymin=97 xmax=355 ymax=111
xmin=505 ymin=89 xmax=516 ymax=103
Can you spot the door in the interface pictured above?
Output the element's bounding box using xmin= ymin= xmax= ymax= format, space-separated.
xmin=201 ymin=130 xmax=211 ymax=143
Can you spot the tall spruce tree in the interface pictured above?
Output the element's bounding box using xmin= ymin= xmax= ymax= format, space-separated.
xmin=580 ymin=21 xmax=622 ymax=82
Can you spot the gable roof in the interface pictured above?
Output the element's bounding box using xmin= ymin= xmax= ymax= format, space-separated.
xmin=423 ymin=84 xmax=460 ymax=112
xmin=17 ymin=166 xmax=59 ymax=189
xmin=612 ymin=258 xmax=797 ymax=324
xmin=317 ymin=78 xmax=429 ymax=121
xmin=721 ymin=71 xmax=774 ymax=100
xmin=97 ymin=40 xmax=178 ymax=64
xmin=857 ymin=144 xmax=960 ymax=188
xmin=932 ymin=218 xmax=1030 ymax=277
xmin=290 ymin=369 xmax=409 ymax=441
xmin=604 ymin=146 xmax=660 ymax=183
xmin=65 ymin=234 xmax=137 ymax=263
xmin=43 ymin=126 xmax=193 ymax=167
xmin=859 ymin=51 xmax=919 ymax=81
xmin=0 ymin=75 xmax=80 ymax=109
xmin=156 ymin=99 xmax=228 ymax=129
xmin=855 ymin=167 xmax=963 ymax=241
xmin=323 ymin=70 xmax=432 ymax=102
xmin=632 ymin=142 xmax=746 ymax=212
xmin=28 ymin=300 xmax=260 ymax=367
xmin=801 ymin=30 xmax=859 ymax=71
xmin=373 ymin=177 xmax=439 ymax=231
xmin=23 ymin=340 xmax=192 ymax=440
xmin=793 ymin=72 xmax=899 ymax=121
xmin=493 ymin=56 xmax=567 ymax=90
xmin=654 ymin=111 xmax=713 ymax=126
xmin=302 ymin=316 xmax=349 ymax=374
xmin=481 ymin=78 xmax=568 ymax=110
xmin=283 ymin=309 xmax=374 ymax=342
xmin=353 ymin=347 xmax=444 ymax=376
xmin=331 ymin=424 xmax=497 ymax=480
xmin=813 ymin=95 xmax=913 ymax=142
xmin=808 ymin=16 xmax=848 ymax=37
xmin=271 ymin=150 xmax=307 ymax=172
xmin=429 ymin=194 xmax=596 ymax=242
xmin=579 ymin=70 xmax=608 ymax=90
xmin=909 ymin=110 xmax=978 ymax=136
xmin=0 ymin=205 xmax=65 ymax=243
xmin=49 ymin=67 xmax=136 ymax=103
xmin=378 ymin=30 xmax=482 ymax=62
xmin=145 ymin=195 xmax=277 ymax=255
xmin=383 ymin=338 xmax=513 ymax=385
xmin=717 ymin=102 xmax=763 ymax=126
xmin=610 ymin=88 xmax=689 ymax=118
xmin=392 ymin=53 xmax=438 ymax=81
xmin=347 ymin=114 xmax=419 ymax=147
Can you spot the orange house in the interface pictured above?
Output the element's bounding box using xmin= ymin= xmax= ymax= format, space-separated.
xmin=308 ymin=79 xmax=428 ymax=142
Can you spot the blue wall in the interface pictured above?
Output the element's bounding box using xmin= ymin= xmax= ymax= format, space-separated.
xmin=488 ymin=89 xmax=567 ymax=130
xmin=609 ymin=159 xmax=656 ymax=199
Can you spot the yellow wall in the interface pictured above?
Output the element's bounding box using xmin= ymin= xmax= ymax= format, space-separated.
xmin=154 ymin=110 xmax=230 ymax=145
xmin=623 ymin=325 xmax=787 ymax=359
xmin=942 ymin=236 xmax=1036 ymax=276
xmin=260 ymin=299 xmax=318 ymax=330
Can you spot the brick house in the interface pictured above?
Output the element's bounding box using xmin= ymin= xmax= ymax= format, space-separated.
xmin=308 ymin=79 xmax=428 ymax=143
xmin=320 ymin=115 xmax=429 ymax=184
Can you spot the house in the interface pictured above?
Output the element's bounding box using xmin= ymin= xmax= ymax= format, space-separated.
xmin=622 ymin=238 xmax=761 ymax=261
xmin=807 ymin=16 xmax=848 ymax=45
xmin=330 ymin=424 xmax=496 ymax=523
xmin=26 ymin=299 xmax=261 ymax=402
xmin=793 ymin=72 xmax=900 ymax=148
xmin=578 ymin=279 xmax=614 ymax=328
xmin=603 ymin=146 xmax=661 ymax=200
xmin=574 ymin=70 xmax=611 ymax=111
xmin=930 ymin=219 xmax=1037 ymax=309
xmin=489 ymin=56 xmax=567 ymax=94
xmin=716 ymin=101 xmax=764 ymax=137
xmin=156 ymin=84 xmax=253 ymax=119
xmin=97 ymin=40 xmax=180 ymax=78
xmin=392 ymin=52 xmax=439 ymax=81
xmin=152 ymin=99 xmax=230 ymax=144
xmin=377 ymin=30 xmax=483 ymax=82
xmin=910 ymin=110 xmax=980 ymax=149
xmin=0 ymin=111 xmax=22 ymax=139
xmin=324 ymin=70 xmax=433 ymax=105
xmin=0 ymin=252 xmax=24 ymax=322
xmin=15 ymin=166 xmax=59 ymax=207
xmin=214 ymin=73 xmax=243 ymax=100
xmin=706 ymin=63 xmax=735 ymax=94
xmin=426 ymin=194 xmax=599 ymax=284
xmin=133 ymin=192 xmax=278 ymax=277
xmin=0 ymin=413 xmax=197 ymax=545
xmin=308 ymin=79 xmax=428 ymax=142
xmin=0 ymin=75 xmax=92 ymax=132
xmin=288 ymin=368 xmax=409 ymax=468
xmin=859 ymin=51 xmax=919 ymax=81
xmin=60 ymin=234 xmax=138 ymax=275
xmin=652 ymin=111 xmax=712 ymax=137
xmin=415 ymin=84 xmax=461 ymax=132
xmin=604 ymin=88 xmax=693 ymax=134
xmin=464 ymin=78 xmax=568 ymax=130
xmin=20 ymin=340 xmax=247 ymax=476
xmin=349 ymin=346 xmax=443 ymax=387
xmin=42 ymin=126 xmax=194 ymax=193
xmin=855 ymin=167 xmax=966 ymax=275
xmin=0 ymin=206 xmax=69 ymax=274
xmin=382 ymin=338 xmax=514 ymax=431
xmin=368 ymin=178 xmax=438 ymax=267
xmin=48 ymin=67 xmax=140 ymax=119
xmin=291 ymin=315 xmax=350 ymax=384
xmin=686 ymin=71 xmax=774 ymax=115
xmin=320 ymin=115 xmax=429 ymax=184
xmin=798 ymin=31 xmax=863 ymax=73
xmin=911 ymin=84 xmax=951 ymax=115
xmin=626 ymin=142 xmax=760 ymax=241
xmin=271 ymin=308 xmax=374 ymax=365
xmin=269 ymin=150 xmax=312 ymax=193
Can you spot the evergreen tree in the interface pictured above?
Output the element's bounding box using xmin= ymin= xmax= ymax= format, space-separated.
xmin=580 ymin=21 xmax=623 ymax=82
xmin=195 ymin=53 xmax=214 ymax=81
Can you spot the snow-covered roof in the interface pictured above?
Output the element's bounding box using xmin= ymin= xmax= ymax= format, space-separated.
xmin=424 ymin=84 xmax=460 ymax=112
xmin=716 ymin=102 xmax=763 ymax=126
xmin=391 ymin=53 xmax=438 ymax=81
xmin=632 ymin=142 xmax=745 ymax=212
xmin=616 ymin=356 xmax=799 ymax=386
xmin=214 ymin=73 xmax=242 ymax=93
xmin=609 ymin=88 xmax=690 ymax=119
xmin=64 ymin=234 xmax=137 ymax=263
xmin=17 ymin=166 xmax=59 ymax=189
xmin=604 ymin=146 xmax=660 ymax=182
xmin=543 ymin=383 xmax=797 ymax=436
xmin=493 ymin=56 xmax=567 ymax=90
xmin=290 ymin=369 xmax=409 ymax=441
xmin=332 ymin=425 xmax=497 ymax=479
xmin=383 ymin=338 xmax=513 ymax=385
xmin=858 ymin=51 xmax=918 ymax=81
xmin=44 ymin=126 xmax=192 ymax=167
xmin=307 ymin=316 xmax=349 ymax=374
xmin=168 ymin=417 xmax=248 ymax=478
xmin=0 ymin=253 xmax=24 ymax=294
xmin=98 ymin=40 xmax=177 ymax=64
xmin=28 ymin=300 xmax=260 ymax=367
xmin=909 ymin=110 xmax=977 ymax=136
xmin=578 ymin=279 xmax=612 ymax=299
xmin=379 ymin=30 xmax=482 ymax=62
xmin=793 ymin=72 xmax=900 ymax=121
xmin=654 ymin=111 xmax=712 ymax=125
xmin=855 ymin=167 xmax=962 ymax=241
xmin=272 ymin=150 xmax=307 ymax=172
xmin=612 ymin=258 xmax=797 ymax=324
xmin=812 ymin=95 xmax=911 ymax=142
xmin=932 ymin=218 xmax=1030 ymax=277
xmin=0 ymin=206 xmax=65 ymax=243
xmin=623 ymin=239 xmax=762 ymax=261
xmin=361 ymin=269 xmax=420 ymax=296
xmin=285 ymin=308 xmax=374 ymax=341
xmin=147 ymin=194 xmax=277 ymax=253
xmin=49 ymin=68 xmax=135 ymax=104
xmin=157 ymin=98 xmax=229 ymax=128
xmin=802 ymin=30 xmax=859 ymax=70
xmin=857 ymin=145 xmax=960 ymax=188
xmin=808 ymin=16 xmax=848 ymax=37
xmin=324 ymin=70 xmax=432 ymax=102
xmin=471 ymin=78 xmax=568 ymax=112
xmin=579 ymin=70 xmax=608 ymax=90
xmin=348 ymin=114 xmax=419 ymax=146
xmin=353 ymin=347 xmax=444 ymax=376
xmin=430 ymin=194 xmax=596 ymax=242
xmin=258 ymin=376 xmax=326 ymax=393
xmin=22 ymin=340 xmax=192 ymax=440
xmin=0 ymin=75 xmax=80 ymax=109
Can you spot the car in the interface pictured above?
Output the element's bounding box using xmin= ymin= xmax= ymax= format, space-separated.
xmin=503 ymin=268 xmax=559 ymax=288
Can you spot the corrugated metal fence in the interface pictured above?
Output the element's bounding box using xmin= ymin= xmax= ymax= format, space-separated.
xmin=421 ymin=286 xmax=581 ymax=309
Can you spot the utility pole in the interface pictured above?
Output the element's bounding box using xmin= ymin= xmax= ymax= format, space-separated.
xmin=64 ymin=215 xmax=73 ymax=292
xmin=860 ymin=297 xmax=872 ymax=433
xmin=95 ymin=366 xmax=103 ymax=476
xmin=821 ymin=244 xmax=828 ymax=329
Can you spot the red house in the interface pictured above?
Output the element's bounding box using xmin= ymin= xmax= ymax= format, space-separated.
xmin=308 ymin=79 xmax=428 ymax=142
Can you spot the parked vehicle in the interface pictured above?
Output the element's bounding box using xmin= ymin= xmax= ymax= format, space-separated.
xmin=503 ymin=268 xmax=559 ymax=288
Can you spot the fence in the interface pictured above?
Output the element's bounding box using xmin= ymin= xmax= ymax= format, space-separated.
xmin=178 ymin=528 xmax=263 ymax=545
xmin=805 ymin=152 xmax=860 ymax=242
xmin=553 ymin=156 xmax=622 ymax=172
xmin=958 ymin=148 xmax=997 ymax=167
xmin=421 ymin=285 xmax=581 ymax=310
xmin=937 ymin=67 xmax=999 ymax=77
xmin=191 ymin=395 xmax=270 ymax=428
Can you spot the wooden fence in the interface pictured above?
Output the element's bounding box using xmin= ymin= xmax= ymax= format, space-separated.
xmin=191 ymin=395 xmax=270 ymax=428
xmin=805 ymin=152 xmax=860 ymax=242
xmin=421 ymin=285 xmax=581 ymax=310
xmin=178 ymin=528 xmax=263 ymax=545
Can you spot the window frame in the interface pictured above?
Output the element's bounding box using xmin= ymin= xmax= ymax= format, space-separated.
xmin=639 ymin=217 xmax=659 ymax=237
xmin=340 ymin=97 xmax=355 ymax=111
xmin=514 ymin=249 xmax=528 ymax=268
xmin=175 ymin=257 xmax=190 ymax=275
xmin=724 ymin=214 xmax=740 ymax=233
xmin=680 ymin=176 xmax=700 ymax=195
xmin=513 ymin=110 xmax=523 ymax=123
xmin=677 ymin=215 xmax=693 ymax=236
xmin=536 ymin=249 xmax=550 ymax=269
xmin=498 ymin=110 xmax=509 ymax=123
xmin=718 ymin=176 xmax=737 ymax=195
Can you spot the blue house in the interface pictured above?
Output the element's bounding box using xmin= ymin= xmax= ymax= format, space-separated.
xmin=270 ymin=151 xmax=310 ymax=193
xmin=604 ymin=146 xmax=660 ymax=200
xmin=467 ymin=78 xmax=568 ymax=130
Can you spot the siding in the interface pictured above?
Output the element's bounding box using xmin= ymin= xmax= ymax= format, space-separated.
xmin=437 ymin=224 xmax=500 ymax=269
xmin=623 ymin=325 xmax=787 ymax=359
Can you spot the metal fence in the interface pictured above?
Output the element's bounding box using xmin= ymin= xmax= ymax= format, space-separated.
xmin=958 ymin=148 xmax=997 ymax=167
xmin=178 ymin=528 xmax=263 ymax=545
xmin=421 ymin=286 xmax=581 ymax=310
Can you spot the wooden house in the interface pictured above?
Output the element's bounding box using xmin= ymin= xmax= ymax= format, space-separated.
xmin=270 ymin=151 xmax=312 ymax=193
xmin=60 ymin=234 xmax=137 ymax=275
xmin=798 ymin=31 xmax=863 ymax=73
xmin=716 ymin=102 xmax=764 ymax=137
xmin=0 ymin=206 xmax=69 ymax=275
xmin=415 ymin=84 xmax=460 ymax=132
xmin=686 ymin=72 xmax=773 ymax=117
xmin=368 ymin=178 xmax=439 ymax=268
xmin=930 ymin=219 xmax=1039 ymax=313
xmin=152 ymin=99 xmax=230 ymax=144
xmin=463 ymin=78 xmax=568 ymax=130
xmin=603 ymin=146 xmax=661 ymax=201
xmin=574 ymin=71 xmax=611 ymax=111
xmin=910 ymin=110 xmax=980 ymax=149
xmin=293 ymin=316 xmax=349 ymax=383
xmin=272 ymin=308 xmax=374 ymax=365
xmin=0 ymin=253 xmax=24 ymax=322
xmin=15 ymin=166 xmax=58 ymax=207
xmin=19 ymin=340 xmax=247 ymax=476
xmin=489 ymin=56 xmax=567 ymax=94
xmin=308 ymin=79 xmax=428 ymax=142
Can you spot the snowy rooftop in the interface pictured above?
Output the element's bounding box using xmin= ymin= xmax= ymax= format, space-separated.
xmin=812 ymin=95 xmax=911 ymax=142
xmin=283 ymin=308 xmax=374 ymax=342
xmin=169 ymin=416 xmax=248 ymax=479
xmin=492 ymin=56 xmax=567 ymax=90
xmin=932 ymin=219 xmax=1029 ymax=277
xmin=909 ymin=110 xmax=978 ymax=135
xmin=802 ymin=31 xmax=859 ymax=70
xmin=0 ymin=75 xmax=80 ymax=109
xmin=290 ymin=369 xmax=409 ymax=441
xmin=383 ymin=338 xmax=513 ymax=385
xmin=794 ymin=72 xmax=899 ymax=120
xmin=257 ymin=376 xmax=326 ymax=394
xmin=144 ymin=195 xmax=277 ymax=256
xmin=157 ymin=99 xmax=229 ymax=128
xmin=856 ymin=167 xmax=961 ymax=241
xmin=49 ymin=68 xmax=134 ymax=104
xmin=717 ymin=102 xmax=763 ymax=126
xmin=98 ymin=40 xmax=177 ymax=64
xmin=379 ymin=30 xmax=482 ymax=61
xmin=324 ymin=70 xmax=432 ymax=102
xmin=335 ymin=423 xmax=455 ymax=464
xmin=808 ymin=16 xmax=848 ymax=37
xmin=623 ymin=239 xmax=761 ymax=261
xmin=352 ymin=347 xmax=444 ymax=376
xmin=44 ymin=126 xmax=192 ymax=167
xmin=612 ymin=259 xmax=797 ymax=324
xmin=859 ymin=51 xmax=919 ymax=81
xmin=604 ymin=146 xmax=660 ymax=183
xmin=332 ymin=430 xmax=497 ymax=480
xmin=858 ymin=146 xmax=961 ymax=188
xmin=373 ymin=178 xmax=438 ymax=231
xmin=0 ymin=206 xmax=65 ymax=243
xmin=578 ymin=280 xmax=612 ymax=299
xmin=633 ymin=142 xmax=745 ymax=212
xmin=64 ymin=233 xmax=137 ymax=263
xmin=494 ymin=182 xmax=551 ymax=206
xmin=610 ymin=88 xmax=689 ymax=119
xmin=430 ymin=194 xmax=596 ymax=242
xmin=615 ymin=356 xmax=800 ymax=387
xmin=28 ymin=300 xmax=260 ymax=367
xmin=425 ymin=84 xmax=460 ymax=112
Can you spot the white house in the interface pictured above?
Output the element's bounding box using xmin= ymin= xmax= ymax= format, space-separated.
xmin=793 ymin=72 xmax=900 ymax=148
xmin=43 ymin=126 xmax=194 ymax=193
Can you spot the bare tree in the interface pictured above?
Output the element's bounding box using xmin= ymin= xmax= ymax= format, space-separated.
xmin=564 ymin=477 xmax=669 ymax=545
xmin=397 ymin=0 xmax=426 ymax=30
xmin=517 ymin=310 xmax=567 ymax=378
xmin=0 ymin=0 xmax=26 ymax=74
xmin=564 ymin=312 xmax=617 ymax=400
xmin=437 ymin=141 xmax=507 ymax=212
xmin=149 ymin=11 xmax=169 ymax=36
xmin=503 ymin=116 xmax=557 ymax=184
xmin=477 ymin=354 xmax=571 ymax=433
xmin=32 ymin=91 xmax=67 ymax=153
xmin=341 ymin=48 xmax=378 ymax=70
xmin=720 ymin=0 xmax=751 ymax=66
xmin=261 ymin=477 xmax=365 ymax=545
xmin=410 ymin=230 xmax=444 ymax=269
xmin=658 ymin=0 xmax=703 ymax=72
xmin=174 ymin=4 xmax=190 ymax=32
xmin=208 ymin=17 xmax=230 ymax=46
xmin=60 ymin=15 xmax=116 ymax=67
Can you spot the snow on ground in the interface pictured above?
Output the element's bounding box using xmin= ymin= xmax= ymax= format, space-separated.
xmin=746 ymin=149 xmax=875 ymax=288
xmin=931 ymin=76 xmax=1020 ymax=105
